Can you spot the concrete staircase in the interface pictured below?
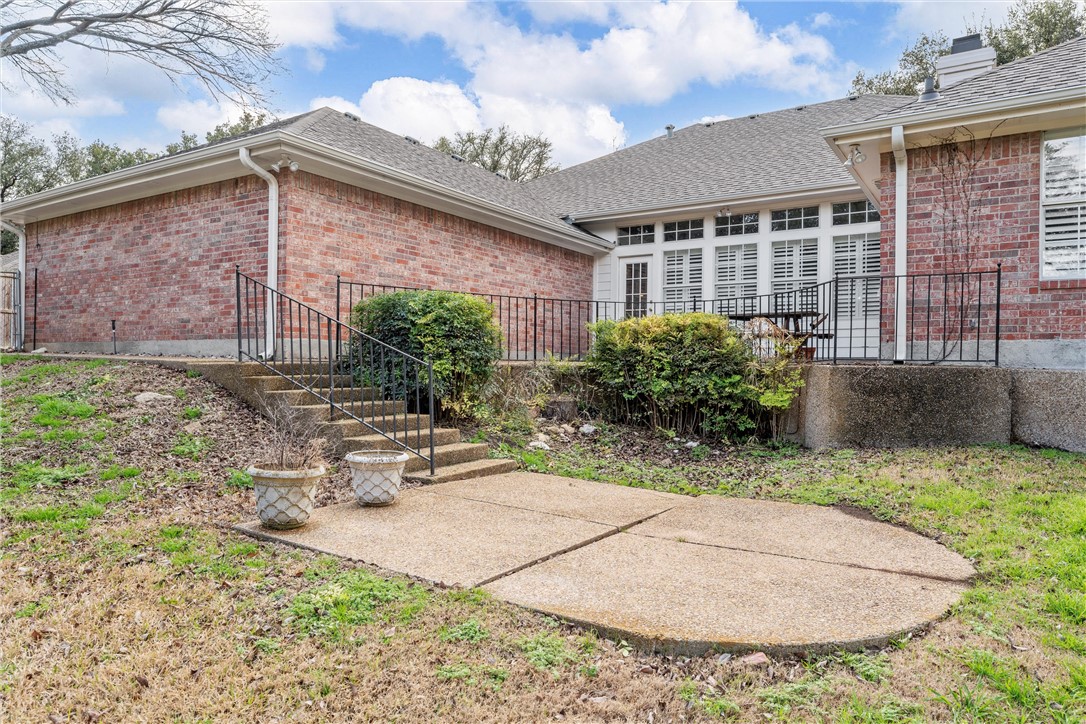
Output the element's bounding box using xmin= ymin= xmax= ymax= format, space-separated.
xmin=194 ymin=361 xmax=517 ymax=484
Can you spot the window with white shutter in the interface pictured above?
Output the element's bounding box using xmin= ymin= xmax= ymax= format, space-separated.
xmin=1042 ymin=129 xmax=1086 ymax=279
xmin=714 ymin=243 xmax=758 ymax=299
xmin=663 ymin=249 xmax=703 ymax=312
xmin=771 ymin=238 xmax=818 ymax=294
xmin=833 ymin=233 xmax=881 ymax=316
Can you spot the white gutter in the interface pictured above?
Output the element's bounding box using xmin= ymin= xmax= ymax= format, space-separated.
xmin=0 ymin=220 xmax=26 ymax=350
xmin=238 ymin=148 xmax=279 ymax=360
xmin=563 ymin=183 xmax=861 ymax=224
xmin=891 ymin=126 xmax=908 ymax=363
xmin=821 ymin=86 xmax=1086 ymax=140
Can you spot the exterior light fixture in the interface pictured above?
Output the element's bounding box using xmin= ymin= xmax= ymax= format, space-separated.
xmin=715 ymin=207 xmax=731 ymax=218
xmin=843 ymin=144 xmax=866 ymax=168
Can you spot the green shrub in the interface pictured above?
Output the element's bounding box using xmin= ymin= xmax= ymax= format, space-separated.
xmin=349 ymin=290 xmax=502 ymax=416
xmin=585 ymin=313 xmax=761 ymax=440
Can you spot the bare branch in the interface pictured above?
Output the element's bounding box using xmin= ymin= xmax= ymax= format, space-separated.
xmin=0 ymin=0 xmax=281 ymax=105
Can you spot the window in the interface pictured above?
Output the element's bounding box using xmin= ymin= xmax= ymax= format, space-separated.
xmin=771 ymin=238 xmax=818 ymax=294
xmin=624 ymin=261 xmax=649 ymax=318
xmin=663 ymin=218 xmax=704 ymax=242
xmin=663 ymin=249 xmax=703 ymax=311
xmin=715 ymin=212 xmax=759 ymax=236
xmin=833 ymin=233 xmax=881 ymax=317
xmin=1042 ymin=129 xmax=1086 ymax=279
xmin=770 ymin=205 xmax=819 ymax=231
xmin=832 ymin=200 xmax=880 ymax=225
xmin=617 ymin=224 xmax=655 ymax=246
xmin=715 ymin=244 xmax=758 ymax=299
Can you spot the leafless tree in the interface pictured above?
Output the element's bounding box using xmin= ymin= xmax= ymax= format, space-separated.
xmin=0 ymin=0 xmax=280 ymax=105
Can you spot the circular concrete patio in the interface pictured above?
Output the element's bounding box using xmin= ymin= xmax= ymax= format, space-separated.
xmin=237 ymin=472 xmax=974 ymax=655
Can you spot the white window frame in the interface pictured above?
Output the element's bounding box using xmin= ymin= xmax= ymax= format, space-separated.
xmin=663 ymin=248 xmax=703 ymax=311
xmin=663 ymin=218 xmax=705 ymax=242
xmin=617 ymin=224 xmax=655 ymax=246
xmin=771 ymin=238 xmax=818 ymax=294
xmin=831 ymin=200 xmax=880 ymax=226
xmin=1041 ymin=127 xmax=1086 ymax=280
xmin=714 ymin=243 xmax=758 ymax=299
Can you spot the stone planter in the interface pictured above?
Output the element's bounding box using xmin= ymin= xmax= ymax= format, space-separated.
xmin=345 ymin=451 xmax=410 ymax=507
xmin=248 ymin=464 xmax=325 ymax=530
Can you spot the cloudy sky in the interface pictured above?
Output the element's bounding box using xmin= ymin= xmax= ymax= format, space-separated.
xmin=2 ymin=1 xmax=1021 ymax=168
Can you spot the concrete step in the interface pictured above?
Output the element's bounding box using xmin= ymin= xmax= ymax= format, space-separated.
xmin=263 ymin=386 xmax=379 ymax=406
xmin=319 ymin=413 xmax=433 ymax=439
xmin=403 ymin=442 xmax=490 ymax=474
xmin=296 ymin=402 xmax=407 ymax=421
xmin=243 ymin=374 xmax=355 ymax=391
xmin=405 ymin=457 xmax=520 ymax=484
xmin=340 ymin=427 xmax=461 ymax=453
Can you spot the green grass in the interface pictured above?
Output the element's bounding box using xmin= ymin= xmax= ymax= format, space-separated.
xmin=1 ymin=462 xmax=90 ymax=502
xmin=170 ymin=433 xmax=212 ymax=461
xmin=100 ymin=464 xmax=141 ymax=481
xmin=288 ymin=569 xmax=430 ymax=641
xmin=439 ymin=618 xmax=489 ymax=644
xmin=518 ymin=632 xmax=577 ymax=671
xmin=224 ymin=468 xmax=253 ymax=489
xmin=181 ymin=406 xmax=202 ymax=420
xmin=836 ymin=651 xmax=892 ymax=683
xmin=30 ymin=394 xmax=95 ymax=427
xmin=756 ymin=676 xmax=829 ymax=717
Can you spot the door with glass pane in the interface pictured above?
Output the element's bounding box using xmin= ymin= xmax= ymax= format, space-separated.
xmin=622 ymin=258 xmax=650 ymax=318
xmin=833 ymin=232 xmax=881 ymax=358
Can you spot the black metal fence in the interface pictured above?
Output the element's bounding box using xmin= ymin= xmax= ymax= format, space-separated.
xmin=237 ymin=268 xmax=436 ymax=473
xmin=336 ymin=266 xmax=1002 ymax=365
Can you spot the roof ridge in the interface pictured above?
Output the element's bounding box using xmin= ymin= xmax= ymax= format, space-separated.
xmin=284 ymin=107 xmax=336 ymax=136
xmin=938 ymin=33 xmax=1086 ymax=96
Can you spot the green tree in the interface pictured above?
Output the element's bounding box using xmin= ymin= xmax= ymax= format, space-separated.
xmin=433 ymin=126 xmax=560 ymax=181
xmin=851 ymin=0 xmax=1085 ymax=95
xmin=981 ymin=0 xmax=1086 ymax=65
xmin=166 ymin=110 xmax=273 ymax=155
xmin=850 ymin=33 xmax=950 ymax=96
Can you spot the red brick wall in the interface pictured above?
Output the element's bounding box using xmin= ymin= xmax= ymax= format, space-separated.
xmin=24 ymin=170 xmax=595 ymax=356
xmin=878 ymin=131 xmax=1085 ymax=344
xmin=25 ymin=177 xmax=271 ymax=350
xmin=278 ymin=171 xmax=595 ymax=358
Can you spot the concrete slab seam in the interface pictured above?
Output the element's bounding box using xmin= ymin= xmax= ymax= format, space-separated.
xmin=625 ymin=529 xmax=974 ymax=584
xmin=425 ymin=487 xmax=682 ymax=529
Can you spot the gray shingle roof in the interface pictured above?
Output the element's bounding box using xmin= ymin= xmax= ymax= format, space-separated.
xmin=524 ymin=95 xmax=913 ymax=219
xmin=280 ymin=108 xmax=587 ymax=239
xmin=864 ymin=35 xmax=1086 ymax=122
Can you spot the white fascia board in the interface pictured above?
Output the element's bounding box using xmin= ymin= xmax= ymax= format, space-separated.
xmin=568 ymin=183 xmax=863 ymax=224
xmin=0 ymin=132 xmax=287 ymax=224
xmin=822 ymin=87 xmax=1086 ymax=147
xmin=279 ymin=133 xmax=611 ymax=255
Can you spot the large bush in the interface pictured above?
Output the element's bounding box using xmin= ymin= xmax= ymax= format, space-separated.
xmin=586 ymin=313 xmax=757 ymax=439
xmin=350 ymin=290 xmax=502 ymax=416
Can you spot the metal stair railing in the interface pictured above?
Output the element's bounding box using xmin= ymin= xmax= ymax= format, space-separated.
xmin=236 ymin=267 xmax=435 ymax=474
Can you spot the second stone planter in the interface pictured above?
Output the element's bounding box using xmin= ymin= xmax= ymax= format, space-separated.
xmin=345 ymin=450 xmax=410 ymax=507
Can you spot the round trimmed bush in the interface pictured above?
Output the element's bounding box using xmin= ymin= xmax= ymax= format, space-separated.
xmin=350 ymin=290 xmax=502 ymax=416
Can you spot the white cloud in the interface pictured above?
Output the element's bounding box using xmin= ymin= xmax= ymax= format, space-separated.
xmin=155 ymin=99 xmax=249 ymax=137
xmin=888 ymin=1 xmax=1013 ymax=41
xmin=696 ymin=114 xmax=731 ymax=125
xmin=311 ymin=78 xmax=625 ymax=166
xmin=522 ymin=1 xmax=616 ymax=26
xmin=811 ymin=12 xmax=835 ymax=30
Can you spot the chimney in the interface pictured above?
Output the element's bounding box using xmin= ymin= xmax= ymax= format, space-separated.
xmin=935 ymin=34 xmax=996 ymax=89
xmin=665 ymin=124 xmax=675 ymax=139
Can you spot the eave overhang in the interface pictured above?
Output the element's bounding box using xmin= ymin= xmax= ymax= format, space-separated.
xmin=0 ymin=131 xmax=611 ymax=257
xmin=823 ymin=87 xmax=1086 ymax=200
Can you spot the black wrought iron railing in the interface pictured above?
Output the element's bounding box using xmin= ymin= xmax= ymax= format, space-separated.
xmin=336 ymin=266 xmax=1002 ymax=366
xmin=237 ymin=268 xmax=435 ymax=474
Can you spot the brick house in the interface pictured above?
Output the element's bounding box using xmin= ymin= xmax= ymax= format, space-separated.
xmin=824 ymin=35 xmax=1085 ymax=368
xmin=1 ymin=36 xmax=1082 ymax=368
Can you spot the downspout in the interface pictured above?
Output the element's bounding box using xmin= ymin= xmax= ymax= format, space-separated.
xmin=238 ymin=148 xmax=278 ymax=360
xmin=1 ymin=220 xmax=26 ymax=350
xmin=891 ymin=125 xmax=908 ymax=363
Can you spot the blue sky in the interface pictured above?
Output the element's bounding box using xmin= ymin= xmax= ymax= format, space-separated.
xmin=3 ymin=1 xmax=1019 ymax=167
